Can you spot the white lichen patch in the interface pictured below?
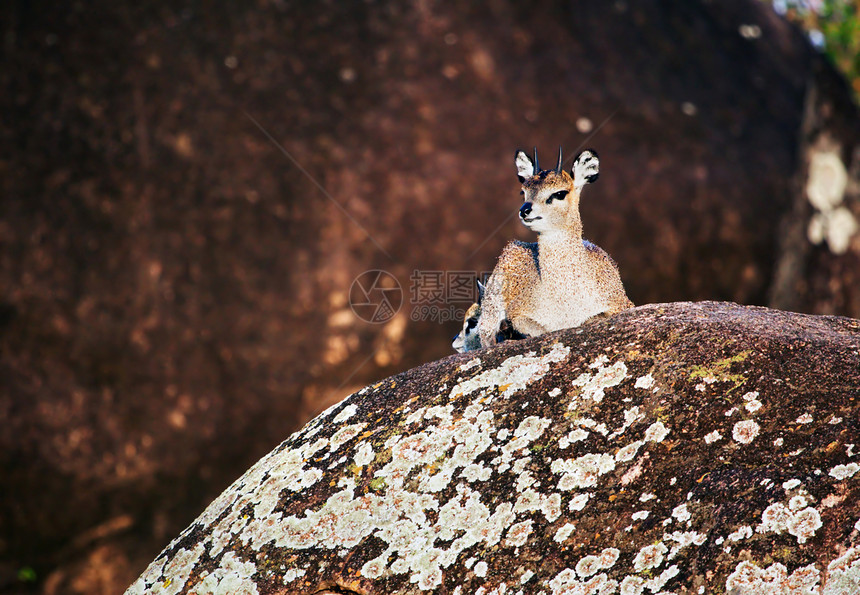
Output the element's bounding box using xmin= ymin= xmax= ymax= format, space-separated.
xmin=458 ymin=358 xmax=482 ymax=372
xmin=552 ymin=453 xmax=616 ymax=490
xmin=504 ymin=520 xmax=533 ymax=547
xmin=569 ymin=493 xmax=591 ymax=511
xmin=758 ymin=502 xmax=792 ymax=534
xmin=361 ymin=556 xmax=387 ymax=579
xmin=460 ymin=462 xmax=492 ymax=482
xmin=575 ymin=555 xmax=602 ymax=578
xmin=191 ymin=360 xmax=563 ymax=591
xmin=645 ymin=420 xmax=670 ymax=443
xmin=554 ymin=523 xmax=576 ymax=543
xmin=825 ymin=546 xmax=860 ymax=594
xmin=744 ymin=397 xmax=762 ymax=414
xmin=633 ymin=541 xmax=668 ymax=572
xmin=542 ymin=493 xmax=562 ymax=522
xmin=620 ymin=575 xmax=646 ymax=595
xmin=645 ymin=564 xmax=679 ymax=592
xmin=829 ymin=463 xmax=860 ymax=480
xmin=127 ymin=543 xmax=205 ymax=595
xmin=559 ymin=428 xmax=590 ymax=449
xmin=449 ymin=343 xmax=569 ymax=401
xmin=615 ymin=440 xmax=643 ymax=463
xmin=570 ymin=359 xmax=629 ymax=404
xmin=283 ymin=567 xmax=306 ymax=582
xmin=789 ymin=495 xmax=809 ymax=511
xmin=672 ymin=503 xmax=692 ymax=524
xmin=796 ymin=413 xmax=814 ymax=424
xmin=732 ymin=419 xmax=760 ymax=444
xmin=574 ymin=417 xmax=609 ymax=436
xmin=664 ymin=530 xmax=707 ymax=560
xmin=609 ymin=407 xmax=645 ymax=440
xmin=333 ymin=404 xmax=359 ymax=424
xmin=353 ymin=442 xmax=375 ymax=467
xmin=634 ymin=373 xmax=655 ymax=390
xmin=727 ymin=525 xmax=753 ymax=542
xmin=787 ymin=507 xmax=823 ymax=544
xmin=624 ymin=406 xmax=645 ymax=427
xmin=589 ymin=355 xmax=610 ymax=368
xmin=726 ymin=560 xmax=820 ymax=594
xmin=783 ymin=479 xmax=802 ymax=491
xmin=191 ymin=551 xmax=260 ymax=595
xmin=329 ymin=423 xmax=368 ymax=453
xmin=599 ymin=547 xmax=620 ymax=569
xmin=756 ymin=500 xmax=823 ymax=545
xmin=548 ymin=569 xmax=617 ymax=595
xmin=704 ymin=429 xmax=722 ymax=444
xmin=572 ymin=547 xmax=620 ymax=580
xmin=806 ymin=148 xmax=848 ymax=211
xmin=125 ymin=558 xmax=166 ymax=595
xmin=632 ymin=510 xmax=649 ymax=521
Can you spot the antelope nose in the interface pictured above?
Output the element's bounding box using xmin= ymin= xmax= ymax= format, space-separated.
xmin=519 ymin=203 xmax=533 ymax=218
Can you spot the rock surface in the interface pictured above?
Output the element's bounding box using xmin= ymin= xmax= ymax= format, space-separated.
xmin=126 ymin=302 xmax=860 ymax=594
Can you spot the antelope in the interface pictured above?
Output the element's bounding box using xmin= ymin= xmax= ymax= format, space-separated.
xmin=452 ymin=302 xmax=482 ymax=353
xmin=477 ymin=147 xmax=632 ymax=348
xmin=452 ymin=281 xmax=525 ymax=353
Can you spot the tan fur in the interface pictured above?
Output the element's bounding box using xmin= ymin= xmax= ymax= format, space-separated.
xmin=478 ymin=149 xmax=632 ymax=348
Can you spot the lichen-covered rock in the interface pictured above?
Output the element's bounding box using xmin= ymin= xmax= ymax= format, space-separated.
xmin=126 ymin=302 xmax=860 ymax=594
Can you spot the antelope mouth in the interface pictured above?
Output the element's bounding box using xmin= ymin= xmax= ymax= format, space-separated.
xmin=521 ymin=216 xmax=542 ymax=223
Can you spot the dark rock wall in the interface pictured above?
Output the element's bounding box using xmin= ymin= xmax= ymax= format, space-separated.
xmin=0 ymin=0 xmax=856 ymax=593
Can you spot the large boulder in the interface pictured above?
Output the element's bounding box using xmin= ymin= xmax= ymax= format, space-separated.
xmin=126 ymin=302 xmax=860 ymax=594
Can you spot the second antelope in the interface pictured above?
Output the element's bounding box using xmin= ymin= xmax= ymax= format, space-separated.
xmin=477 ymin=147 xmax=633 ymax=348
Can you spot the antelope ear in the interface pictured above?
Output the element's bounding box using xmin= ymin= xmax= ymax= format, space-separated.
xmin=572 ymin=149 xmax=599 ymax=189
xmin=476 ymin=279 xmax=486 ymax=304
xmin=515 ymin=150 xmax=533 ymax=182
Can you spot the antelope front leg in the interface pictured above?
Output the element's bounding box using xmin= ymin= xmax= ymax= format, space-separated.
xmin=508 ymin=315 xmax=549 ymax=338
xmin=478 ymin=275 xmax=506 ymax=348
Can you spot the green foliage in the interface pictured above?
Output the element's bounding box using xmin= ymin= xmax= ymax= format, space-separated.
xmin=17 ymin=567 xmax=37 ymax=583
xmin=816 ymin=0 xmax=860 ymax=95
xmin=770 ymin=0 xmax=860 ymax=100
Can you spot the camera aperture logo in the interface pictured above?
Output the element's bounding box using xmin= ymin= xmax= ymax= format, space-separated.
xmin=349 ymin=270 xmax=403 ymax=324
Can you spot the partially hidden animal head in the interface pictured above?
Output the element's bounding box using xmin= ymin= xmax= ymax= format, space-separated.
xmin=514 ymin=147 xmax=599 ymax=235
xmin=452 ymin=302 xmax=482 ymax=353
xmin=452 ymin=280 xmax=485 ymax=353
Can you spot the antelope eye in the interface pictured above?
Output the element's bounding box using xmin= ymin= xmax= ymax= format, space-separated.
xmin=466 ymin=318 xmax=477 ymax=330
xmin=545 ymin=190 xmax=568 ymax=204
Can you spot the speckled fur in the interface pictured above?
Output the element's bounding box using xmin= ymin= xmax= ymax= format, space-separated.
xmin=479 ymin=149 xmax=633 ymax=348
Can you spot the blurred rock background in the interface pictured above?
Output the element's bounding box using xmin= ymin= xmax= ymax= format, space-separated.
xmin=0 ymin=0 xmax=857 ymax=593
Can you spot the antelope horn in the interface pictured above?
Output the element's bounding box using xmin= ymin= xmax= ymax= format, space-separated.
xmin=556 ymin=146 xmax=563 ymax=173
xmin=533 ymin=147 xmax=539 ymax=174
